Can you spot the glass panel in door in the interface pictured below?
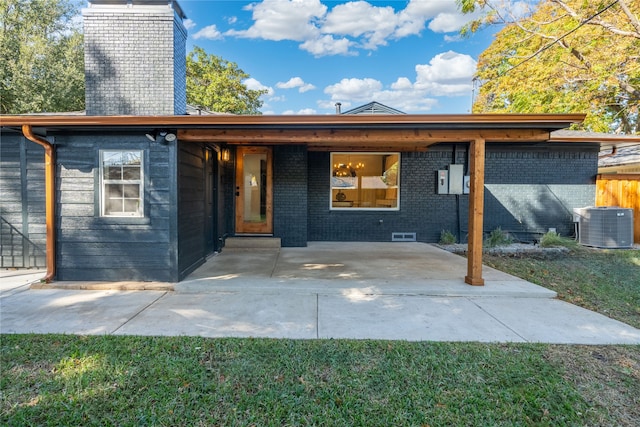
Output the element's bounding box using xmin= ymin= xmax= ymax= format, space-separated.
xmin=235 ymin=146 xmax=272 ymax=234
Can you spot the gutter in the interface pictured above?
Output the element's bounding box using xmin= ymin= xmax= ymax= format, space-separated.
xmin=21 ymin=125 xmax=55 ymax=283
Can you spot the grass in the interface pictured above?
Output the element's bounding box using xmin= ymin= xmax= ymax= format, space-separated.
xmin=0 ymin=336 xmax=606 ymax=426
xmin=483 ymin=247 xmax=640 ymax=329
xmin=438 ymin=229 xmax=456 ymax=245
xmin=539 ymin=231 xmax=579 ymax=249
xmin=484 ymin=227 xmax=513 ymax=248
xmin=1 ymin=248 xmax=639 ymax=426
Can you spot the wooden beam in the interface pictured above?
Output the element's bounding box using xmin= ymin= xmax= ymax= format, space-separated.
xmin=307 ymin=144 xmax=431 ymax=152
xmin=465 ymin=137 xmax=486 ymax=286
xmin=177 ymin=128 xmax=550 ymax=144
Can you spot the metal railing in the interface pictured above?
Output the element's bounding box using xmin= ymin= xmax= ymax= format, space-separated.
xmin=0 ymin=216 xmax=46 ymax=268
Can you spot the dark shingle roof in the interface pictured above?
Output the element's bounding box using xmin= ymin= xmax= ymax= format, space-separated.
xmin=599 ymin=144 xmax=640 ymax=168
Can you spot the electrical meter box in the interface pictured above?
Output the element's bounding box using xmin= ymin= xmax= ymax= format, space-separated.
xmin=437 ymin=170 xmax=448 ymax=194
xmin=448 ymin=164 xmax=464 ymax=195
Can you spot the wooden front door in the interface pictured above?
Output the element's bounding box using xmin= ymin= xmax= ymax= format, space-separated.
xmin=235 ymin=146 xmax=273 ymax=234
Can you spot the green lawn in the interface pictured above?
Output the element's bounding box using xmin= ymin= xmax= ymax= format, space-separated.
xmin=483 ymin=248 xmax=640 ymax=329
xmin=0 ymin=336 xmax=607 ymax=426
xmin=1 ymin=248 xmax=639 ymax=426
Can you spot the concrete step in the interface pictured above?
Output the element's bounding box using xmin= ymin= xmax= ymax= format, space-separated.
xmin=224 ymin=237 xmax=281 ymax=249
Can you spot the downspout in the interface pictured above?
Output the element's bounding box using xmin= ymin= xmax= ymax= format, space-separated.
xmin=22 ymin=125 xmax=56 ymax=282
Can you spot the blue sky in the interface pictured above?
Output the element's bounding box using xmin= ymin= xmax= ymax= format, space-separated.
xmin=176 ymin=0 xmax=499 ymax=115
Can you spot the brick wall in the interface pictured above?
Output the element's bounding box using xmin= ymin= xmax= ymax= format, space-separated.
xmin=83 ymin=2 xmax=187 ymax=115
xmin=305 ymin=144 xmax=598 ymax=244
xmin=273 ymin=146 xmax=308 ymax=246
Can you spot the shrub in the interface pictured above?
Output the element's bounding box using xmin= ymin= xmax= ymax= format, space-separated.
xmin=539 ymin=231 xmax=579 ymax=249
xmin=484 ymin=227 xmax=513 ymax=248
xmin=439 ymin=230 xmax=457 ymax=245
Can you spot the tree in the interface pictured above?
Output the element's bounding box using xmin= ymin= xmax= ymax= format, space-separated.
xmin=459 ymin=0 xmax=640 ymax=133
xmin=187 ymin=46 xmax=266 ymax=115
xmin=0 ymin=0 xmax=84 ymax=114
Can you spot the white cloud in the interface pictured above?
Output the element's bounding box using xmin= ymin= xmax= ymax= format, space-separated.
xmin=395 ymin=0 xmax=457 ymax=38
xmin=414 ymin=51 xmax=477 ymax=96
xmin=282 ymin=108 xmax=318 ymax=115
xmin=193 ymin=25 xmax=222 ymax=40
xmin=222 ymin=0 xmax=483 ymax=57
xmin=226 ymin=0 xmax=326 ymax=41
xmin=183 ymin=19 xmax=196 ymax=30
xmin=276 ymin=77 xmax=316 ymax=93
xmin=244 ymin=78 xmax=274 ymax=96
xmin=320 ymin=50 xmax=475 ymax=113
xmin=322 ymin=1 xmax=398 ymax=49
xmin=390 ymin=77 xmax=413 ymax=91
xmin=325 ymin=78 xmax=383 ymax=102
xmin=428 ymin=13 xmax=470 ymax=33
xmin=300 ymin=35 xmax=354 ymax=57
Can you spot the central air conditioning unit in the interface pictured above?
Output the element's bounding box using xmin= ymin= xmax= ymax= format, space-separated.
xmin=573 ymin=207 xmax=634 ymax=248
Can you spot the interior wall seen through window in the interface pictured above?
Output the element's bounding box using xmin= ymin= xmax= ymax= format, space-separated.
xmin=330 ymin=153 xmax=399 ymax=210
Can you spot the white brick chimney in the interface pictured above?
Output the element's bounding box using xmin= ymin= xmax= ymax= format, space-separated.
xmin=83 ymin=0 xmax=187 ymax=115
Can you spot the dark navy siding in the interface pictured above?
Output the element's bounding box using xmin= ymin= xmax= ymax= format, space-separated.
xmin=55 ymin=132 xmax=176 ymax=282
xmin=0 ymin=133 xmax=47 ymax=268
xmin=177 ymin=143 xmax=208 ymax=279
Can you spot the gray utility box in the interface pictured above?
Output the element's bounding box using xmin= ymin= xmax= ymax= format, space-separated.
xmin=573 ymin=207 xmax=634 ymax=248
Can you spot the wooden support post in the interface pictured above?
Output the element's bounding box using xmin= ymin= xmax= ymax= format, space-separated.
xmin=465 ymin=138 xmax=485 ymax=286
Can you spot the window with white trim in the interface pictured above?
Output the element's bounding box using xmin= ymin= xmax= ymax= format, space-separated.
xmin=331 ymin=152 xmax=400 ymax=210
xmin=100 ymin=150 xmax=144 ymax=217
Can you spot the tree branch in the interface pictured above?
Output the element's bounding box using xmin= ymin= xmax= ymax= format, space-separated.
xmin=552 ymin=0 xmax=640 ymax=39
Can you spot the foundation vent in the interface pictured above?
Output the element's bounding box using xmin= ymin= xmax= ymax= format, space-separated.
xmin=392 ymin=232 xmax=416 ymax=242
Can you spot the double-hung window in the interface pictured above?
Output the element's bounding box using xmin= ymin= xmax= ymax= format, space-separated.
xmin=100 ymin=150 xmax=144 ymax=217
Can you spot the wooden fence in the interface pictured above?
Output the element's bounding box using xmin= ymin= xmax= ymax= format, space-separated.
xmin=596 ymin=174 xmax=640 ymax=243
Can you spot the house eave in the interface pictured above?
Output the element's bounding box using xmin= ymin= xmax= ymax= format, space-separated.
xmin=1 ymin=113 xmax=586 ymax=131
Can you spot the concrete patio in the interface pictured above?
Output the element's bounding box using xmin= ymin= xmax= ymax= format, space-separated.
xmin=1 ymin=242 xmax=639 ymax=344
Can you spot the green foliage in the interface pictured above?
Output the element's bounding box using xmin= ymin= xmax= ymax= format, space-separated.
xmin=439 ymin=229 xmax=457 ymax=245
xmin=484 ymin=227 xmax=513 ymax=248
xmin=539 ymin=231 xmax=579 ymax=249
xmin=1 ymin=336 xmax=601 ymax=425
xmin=186 ymin=46 xmax=267 ymax=115
xmin=462 ymin=0 xmax=640 ymax=134
xmin=0 ymin=0 xmax=85 ymax=114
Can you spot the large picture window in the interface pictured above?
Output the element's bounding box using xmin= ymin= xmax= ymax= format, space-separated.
xmin=331 ymin=153 xmax=400 ymax=210
xmin=100 ymin=150 xmax=143 ymax=217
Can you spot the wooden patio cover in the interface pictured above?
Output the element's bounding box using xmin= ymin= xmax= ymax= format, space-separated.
xmin=2 ymin=113 xmax=587 ymax=285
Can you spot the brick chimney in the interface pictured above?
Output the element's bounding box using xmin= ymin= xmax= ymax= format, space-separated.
xmin=83 ymin=0 xmax=187 ymax=116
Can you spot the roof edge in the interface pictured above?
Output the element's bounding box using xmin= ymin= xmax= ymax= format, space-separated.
xmin=0 ymin=113 xmax=586 ymax=129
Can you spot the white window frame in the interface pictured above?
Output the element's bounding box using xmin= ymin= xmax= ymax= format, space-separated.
xmin=99 ymin=150 xmax=144 ymax=217
xmin=330 ymin=152 xmax=400 ymax=211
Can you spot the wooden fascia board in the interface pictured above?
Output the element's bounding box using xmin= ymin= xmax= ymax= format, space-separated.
xmin=0 ymin=113 xmax=585 ymax=128
xmin=177 ymin=128 xmax=550 ymax=144
xmin=597 ymin=173 xmax=640 ymax=180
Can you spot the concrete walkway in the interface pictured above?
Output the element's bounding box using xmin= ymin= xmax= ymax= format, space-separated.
xmin=1 ymin=243 xmax=639 ymax=344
